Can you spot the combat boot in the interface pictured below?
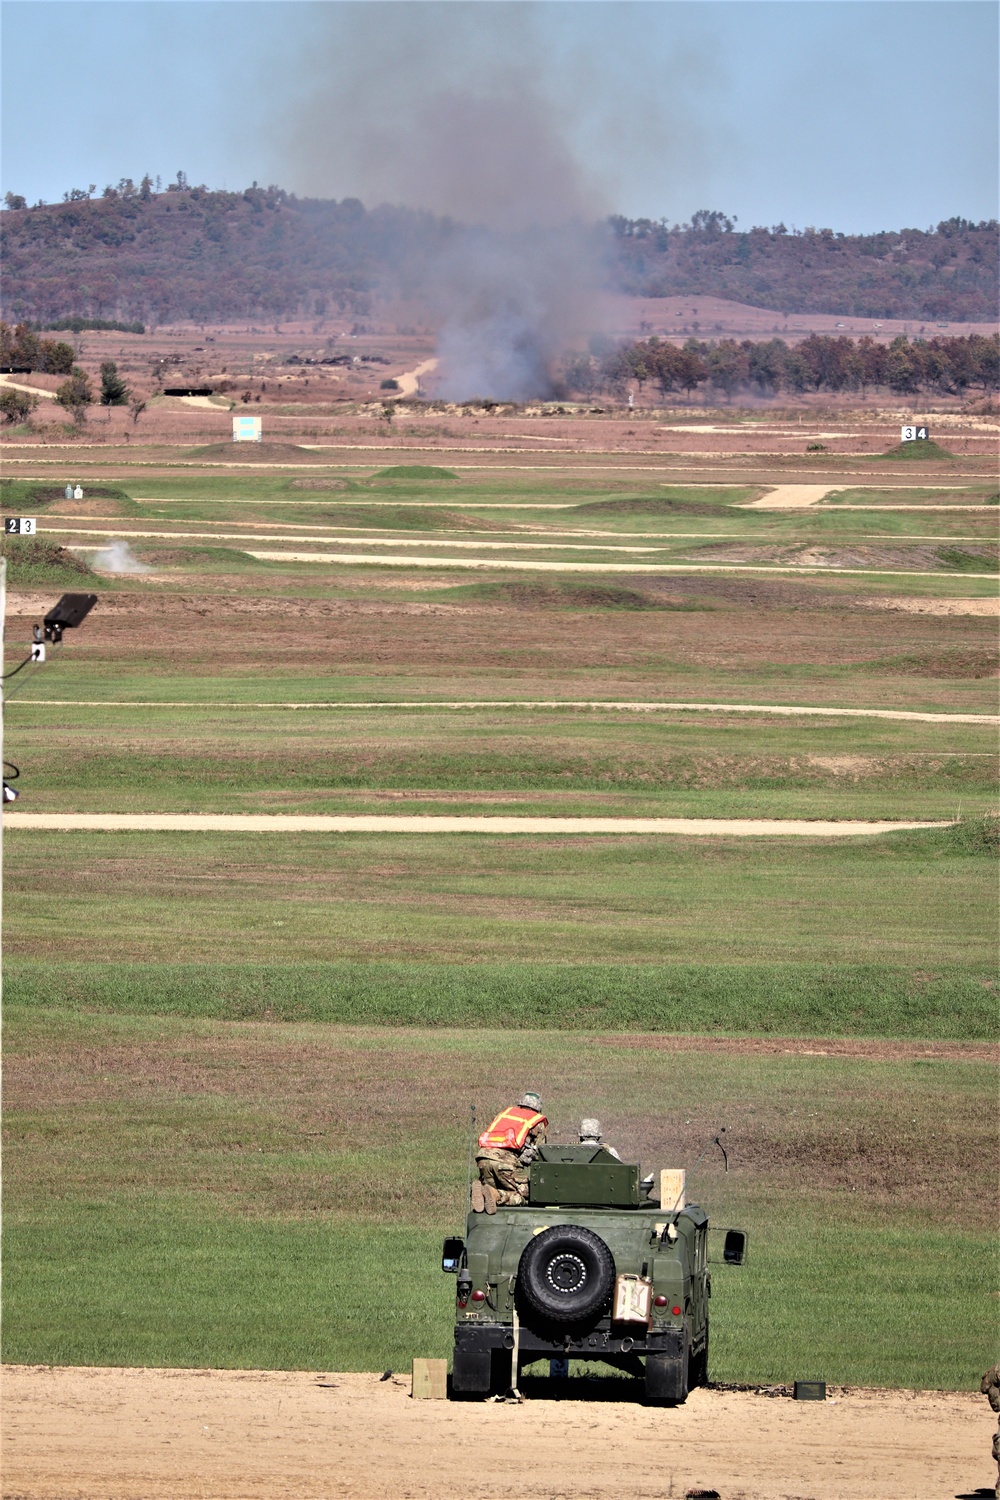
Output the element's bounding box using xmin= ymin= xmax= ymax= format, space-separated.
xmin=470 ymin=1180 xmax=486 ymax=1213
xmin=483 ymin=1184 xmax=498 ymax=1215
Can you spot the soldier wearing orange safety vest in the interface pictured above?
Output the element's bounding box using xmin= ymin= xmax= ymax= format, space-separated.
xmin=471 ymin=1092 xmax=547 ymax=1215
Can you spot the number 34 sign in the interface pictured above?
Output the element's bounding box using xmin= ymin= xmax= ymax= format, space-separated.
xmin=901 ymin=425 xmax=930 ymax=443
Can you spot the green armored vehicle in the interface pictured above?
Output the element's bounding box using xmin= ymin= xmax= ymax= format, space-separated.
xmin=442 ymin=1144 xmax=746 ymax=1402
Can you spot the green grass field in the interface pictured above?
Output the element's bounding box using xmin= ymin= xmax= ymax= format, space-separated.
xmin=3 ymin=1009 xmax=993 ymax=1387
xmin=2 ymin=457 xmax=996 ymax=1390
xmin=6 ymin=702 xmax=998 ymax=818
xmin=4 ymin=822 xmax=996 ymax=1035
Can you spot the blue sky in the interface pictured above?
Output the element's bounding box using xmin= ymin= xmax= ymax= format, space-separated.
xmin=2 ymin=1 xmax=997 ymax=233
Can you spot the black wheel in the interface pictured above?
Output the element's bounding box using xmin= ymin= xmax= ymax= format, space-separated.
xmin=517 ymin=1224 xmax=615 ymax=1327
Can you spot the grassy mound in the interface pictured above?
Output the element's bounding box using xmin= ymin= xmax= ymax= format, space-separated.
xmin=288 ymin=478 xmax=354 ymax=491
xmin=0 ymin=536 xmax=98 ymax=586
xmin=369 ymin=465 xmax=458 ymax=481
xmin=437 ymin=580 xmax=689 ymax=610
xmin=867 ymin=647 xmax=999 ymax=678
xmin=0 ymin=480 xmax=135 ymax=513
xmin=935 ymin=546 xmax=998 ymax=572
xmin=136 ymin=546 xmax=271 ymax=571
xmin=186 ymin=443 xmax=328 ymax=463
xmin=878 ymin=439 xmax=954 ymax=460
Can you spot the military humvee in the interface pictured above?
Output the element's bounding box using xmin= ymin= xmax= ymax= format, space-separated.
xmin=442 ymin=1144 xmax=746 ymax=1403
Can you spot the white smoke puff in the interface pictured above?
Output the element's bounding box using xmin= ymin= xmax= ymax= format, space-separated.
xmin=90 ymin=540 xmax=151 ymax=574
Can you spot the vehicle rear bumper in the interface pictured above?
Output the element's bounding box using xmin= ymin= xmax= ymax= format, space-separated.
xmin=453 ymin=1321 xmax=685 ymax=1360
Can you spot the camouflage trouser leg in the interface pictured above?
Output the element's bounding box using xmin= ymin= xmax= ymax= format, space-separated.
xmin=477 ymin=1154 xmax=529 ymax=1206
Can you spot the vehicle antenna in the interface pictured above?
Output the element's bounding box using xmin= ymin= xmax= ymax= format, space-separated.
xmin=463 ymin=1103 xmax=477 ymax=1220
xmin=668 ymin=1127 xmax=728 ymax=1213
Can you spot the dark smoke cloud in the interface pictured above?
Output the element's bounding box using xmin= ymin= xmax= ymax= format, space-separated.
xmin=280 ymin=3 xmax=707 ymax=399
xmin=430 ymin=222 xmax=600 ymax=400
xmin=285 ymin=5 xmax=607 ymax=227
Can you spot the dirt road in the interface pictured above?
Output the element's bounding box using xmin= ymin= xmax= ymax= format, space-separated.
xmin=7 ymin=694 xmax=996 ymax=722
xmin=1 ymin=1365 xmax=989 ymax=1500
xmin=393 ymin=356 xmax=439 ymax=398
xmin=0 ymin=373 xmax=57 ymax=399
xmin=742 ymin=484 xmax=838 ymax=508
xmin=241 ymin=549 xmax=998 ymax=578
xmin=2 ymin=813 xmax=950 ymax=835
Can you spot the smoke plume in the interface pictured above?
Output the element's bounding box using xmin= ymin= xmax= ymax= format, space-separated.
xmin=90 ymin=540 xmax=150 ymax=574
xmin=282 ymin=4 xmax=617 ymax=400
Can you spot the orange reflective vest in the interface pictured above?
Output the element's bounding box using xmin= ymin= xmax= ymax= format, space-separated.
xmin=478 ymin=1106 xmax=547 ymax=1152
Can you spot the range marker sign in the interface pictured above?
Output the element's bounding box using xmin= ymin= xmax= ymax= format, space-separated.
xmin=900 ymin=425 xmax=930 ymax=443
xmin=233 ymin=415 xmax=263 ymax=443
xmin=4 ymin=517 xmax=36 ymax=534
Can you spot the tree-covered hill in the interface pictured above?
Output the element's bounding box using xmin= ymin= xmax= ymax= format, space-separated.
xmin=609 ymin=210 xmax=998 ymax=323
xmin=1 ymin=182 xmax=996 ymax=326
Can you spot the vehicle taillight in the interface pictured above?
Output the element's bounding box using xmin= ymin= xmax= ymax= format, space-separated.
xmin=471 ymin=1289 xmax=486 ymax=1302
xmin=672 ymin=1305 xmax=682 ymax=1316
xmin=653 ymin=1295 xmax=668 ymax=1308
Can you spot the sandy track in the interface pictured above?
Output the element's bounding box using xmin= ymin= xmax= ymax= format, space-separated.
xmin=58 ymin=529 xmax=663 ymax=555
xmin=743 ymin=484 xmax=838 ymax=508
xmin=393 ymin=356 xmax=439 ymax=398
xmin=740 ymin=484 xmax=994 ymax=511
xmin=2 ymin=813 xmax=950 ymax=835
xmin=0 ymin=373 xmax=57 ymax=400
xmin=9 ymin=699 xmax=997 ymax=723
xmin=870 ymin=596 xmax=1000 ymax=615
xmin=127 ymin=496 xmax=995 ymax=510
xmin=243 ymin=549 xmax=999 ymax=579
xmin=1 ymin=1365 xmax=989 ymax=1500
xmin=41 ymin=519 xmax=994 ymax=545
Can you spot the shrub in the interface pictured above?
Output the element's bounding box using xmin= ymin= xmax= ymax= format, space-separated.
xmin=55 ymin=368 xmax=93 ymax=413
xmin=0 ymin=388 xmax=37 ymax=425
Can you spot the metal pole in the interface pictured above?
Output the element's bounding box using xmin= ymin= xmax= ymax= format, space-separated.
xmin=463 ymin=1104 xmax=476 ymax=1218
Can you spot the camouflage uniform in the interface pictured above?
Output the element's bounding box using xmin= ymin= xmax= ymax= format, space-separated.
xmin=981 ymin=1364 xmax=1000 ymax=1496
xmin=477 ymin=1122 xmax=547 ymax=1207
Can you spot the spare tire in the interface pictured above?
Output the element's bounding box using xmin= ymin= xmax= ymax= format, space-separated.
xmin=517 ymin=1225 xmax=615 ymax=1326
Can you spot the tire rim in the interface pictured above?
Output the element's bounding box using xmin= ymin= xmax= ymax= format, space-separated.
xmin=545 ymin=1252 xmax=588 ymax=1294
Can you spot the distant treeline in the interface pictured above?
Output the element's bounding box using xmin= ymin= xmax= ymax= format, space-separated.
xmin=1 ymin=183 xmax=997 ymax=324
xmin=575 ymin=333 xmax=1000 ymax=400
xmin=43 ymin=316 xmax=145 ymax=334
xmin=0 ymin=322 xmax=74 ymax=374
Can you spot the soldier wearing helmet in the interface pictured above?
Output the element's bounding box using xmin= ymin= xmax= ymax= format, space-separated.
xmin=472 ymin=1092 xmax=547 ymax=1215
xmin=579 ymin=1118 xmax=621 ymax=1161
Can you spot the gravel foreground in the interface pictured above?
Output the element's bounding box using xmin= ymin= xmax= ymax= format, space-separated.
xmin=2 ymin=1365 xmax=990 ymax=1500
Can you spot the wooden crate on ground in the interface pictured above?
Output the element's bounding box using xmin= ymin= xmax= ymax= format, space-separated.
xmin=411 ymin=1358 xmax=448 ymax=1399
